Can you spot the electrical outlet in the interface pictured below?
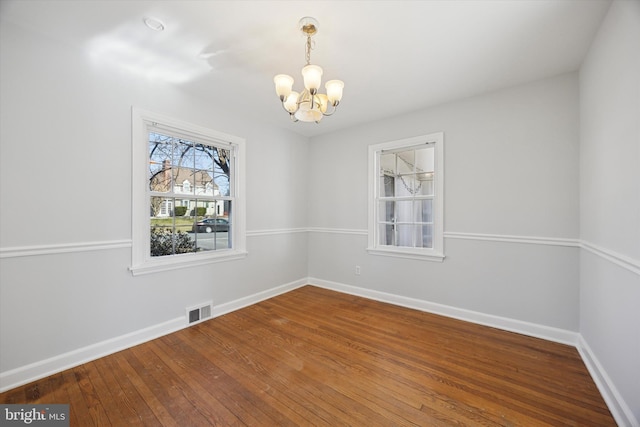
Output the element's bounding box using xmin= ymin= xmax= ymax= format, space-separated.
xmin=355 ymin=265 xmax=361 ymax=275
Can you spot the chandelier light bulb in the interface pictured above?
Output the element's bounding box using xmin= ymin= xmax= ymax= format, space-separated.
xmin=325 ymin=80 xmax=344 ymax=105
xmin=301 ymin=64 xmax=323 ymax=94
xmin=284 ymin=91 xmax=299 ymax=113
xmin=274 ymin=74 xmax=294 ymax=100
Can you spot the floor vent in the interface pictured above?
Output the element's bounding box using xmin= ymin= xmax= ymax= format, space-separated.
xmin=186 ymin=301 xmax=213 ymax=325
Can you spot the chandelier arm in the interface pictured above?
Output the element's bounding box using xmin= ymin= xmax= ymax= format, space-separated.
xmin=321 ymin=103 xmax=339 ymax=117
xmin=279 ymin=100 xmax=300 ymax=115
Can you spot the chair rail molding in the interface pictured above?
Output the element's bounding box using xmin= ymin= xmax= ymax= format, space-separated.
xmin=3 ymin=232 xmax=637 ymax=278
xmin=0 ymin=240 xmax=132 ymax=259
xmin=580 ymin=240 xmax=640 ymax=276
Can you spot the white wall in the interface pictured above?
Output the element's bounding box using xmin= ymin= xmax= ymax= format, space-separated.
xmin=579 ymin=0 xmax=640 ymax=424
xmin=308 ymin=73 xmax=581 ymax=331
xmin=0 ymin=20 xmax=309 ymax=378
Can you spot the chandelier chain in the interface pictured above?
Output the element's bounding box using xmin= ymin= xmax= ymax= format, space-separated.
xmin=305 ymin=35 xmax=313 ymax=65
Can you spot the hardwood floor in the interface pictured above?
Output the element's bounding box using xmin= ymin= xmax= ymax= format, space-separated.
xmin=1 ymin=285 xmax=615 ymax=426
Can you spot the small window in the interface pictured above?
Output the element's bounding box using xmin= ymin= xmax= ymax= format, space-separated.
xmin=368 ymin=133 xmax=444 ymax=261
xmin=131 ymin=108 xmax=246 ymax=275
xmin=182 ymin=180 xmax=191 ymax=194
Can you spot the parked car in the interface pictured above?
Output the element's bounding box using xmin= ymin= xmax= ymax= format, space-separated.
xmin=192 ymin=218 xmax=229 ymax=233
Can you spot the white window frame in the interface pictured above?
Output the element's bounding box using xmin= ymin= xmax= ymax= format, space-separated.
xmin=367 ymin=133 xmax=444 ymax=262
xmin=130 ymin=108 xmax=247 ymax=276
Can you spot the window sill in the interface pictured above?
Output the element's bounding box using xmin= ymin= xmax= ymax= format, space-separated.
xmin=130 ymin=250 xmax=247 ymax=276
xmin=366 ymin=246 xmax=445 ymax=262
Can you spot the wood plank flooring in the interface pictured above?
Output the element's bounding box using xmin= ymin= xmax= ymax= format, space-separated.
xmin=1 ymin=285 xmax=615 ymax=426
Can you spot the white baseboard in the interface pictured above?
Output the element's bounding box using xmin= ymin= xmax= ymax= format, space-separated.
xmin=0 ymin=278 xmax=308 ymax=393
xmin=0 ymin=316 xmax=184 ymax=393
xmin=577 ymin=335 xmax=639 ymax=427
xmin=212 ymin=279 xmax=308 ymax=317
xmin=310 ymin=278 xmax=578 ymax=346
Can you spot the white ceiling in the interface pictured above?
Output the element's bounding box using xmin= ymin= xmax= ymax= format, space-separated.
xmin=1 ymin=0 xmax=612 ymax=138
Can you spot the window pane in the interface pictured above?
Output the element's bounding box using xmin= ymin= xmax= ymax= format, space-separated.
xmin=171 ymin=140 xmax=193 ymax=195
xmin=214 ymin=148 xmax=231 ymax=196
xmin=173 ymin=139 xmax=194 ymax=169
xmin=397 ymin=150 xmax=414 ymax=175
xmin=395 ymin=174 xmax=416 ymax=196
xmin=378 ymin=223 xmax=394 ymax=246
xmin=380 ymin=174 xmax=395 ymax=197
xmin=195 ymin=143 xmax=214 ymax=173
xmin=217 ymin=220 xmax=231 ymax=249
xmin=416 ymin=174 xmax=434 ymax=196
xmin=194 ymin=200 xmax=212 ymax=252
xmin=150 ymin=224 xmax=173 ymax=257
xmin=193 ymin=200 xmax=231 ymax=252
xmin=395 ymin=224 xmax=414 ymax=247
xmin=225 ymin=200 xmax=232 ymax=226
xmin=149 ymin=134 xmax=173 ymax=192
xmin=189 ymin=169 xmax=208 ymax=196
xmin=415 ymin=199 xmax=433 ymax=223
xmin=415 ymin=147 xmax=434 ymax=196
xmin=174 ymin=200 xmax=189 ymax=218
xmin=173 ymin=200 xmax=193 ymax=234
xmin=378 ymin=201 xmax=395 ymax=223
xmin=380 ymin=153 xmax=396 ymax=176
xmin=395 ymin=200 xmax=413 ymax=223
xmin=416 ymin=224 xmax=433 ymax=248
xmin=150 ymin=196 xmax=161 ymax=218
xmin=193 ymin=144 xmax=214 ymax=196
xmin=415 ymin=146 xmax=434 ymax=174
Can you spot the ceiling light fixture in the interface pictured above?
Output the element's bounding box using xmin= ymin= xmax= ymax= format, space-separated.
xmin=274 ymin=17 xmax=344 ymax=123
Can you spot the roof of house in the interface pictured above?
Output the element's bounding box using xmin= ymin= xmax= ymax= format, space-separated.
xmin=150 ymin=164 xmax=219 ymax=192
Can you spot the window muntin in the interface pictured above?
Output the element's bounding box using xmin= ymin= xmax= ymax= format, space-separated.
xmin=368 ymin=133 xmax=444 ymax=261
xmin=131 ymin=108 xmax=246 ymax=275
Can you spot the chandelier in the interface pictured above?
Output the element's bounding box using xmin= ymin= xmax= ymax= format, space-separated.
xmin=274 ymin=17 xmax=344 ymax=123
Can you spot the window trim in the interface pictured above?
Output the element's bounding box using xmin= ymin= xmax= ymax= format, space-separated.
xmin=367 ymin=133 xmax=445 ymax=262
xmin=130 ymin=107 xmax=247 ymax=276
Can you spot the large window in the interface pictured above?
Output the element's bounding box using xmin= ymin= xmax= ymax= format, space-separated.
xmin=131 ymin=108 xmax=246 ymax=275
xmin=368 ymin=133 xmax=444 ymax=261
